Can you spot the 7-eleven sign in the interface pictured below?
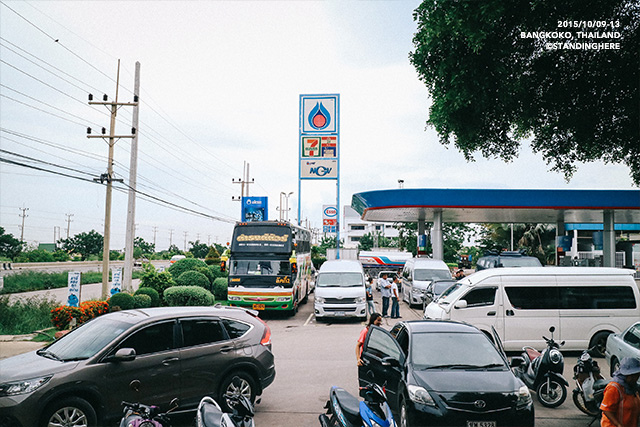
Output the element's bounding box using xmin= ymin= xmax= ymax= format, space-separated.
xmin=302 ymin=136 xmax=320 ymax=157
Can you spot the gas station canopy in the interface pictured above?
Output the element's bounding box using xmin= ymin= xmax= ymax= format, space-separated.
xmin=351 ymin=188 xmax=640 ymax=224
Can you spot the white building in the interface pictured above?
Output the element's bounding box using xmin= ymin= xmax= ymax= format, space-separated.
xmin=341 ymin=206 xmax=399 ymax=249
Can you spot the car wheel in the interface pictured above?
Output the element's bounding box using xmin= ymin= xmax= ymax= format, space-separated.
xmin=536 ymin=379 xmax=567 ymax=408
xmin=610 ymin=356 xmax=620 ymax=377
xmin=589 ymin=331 xmax=611 ymax=358
xmin=220 ymin=371 xmax=256 ymax=413
xmin=41 ymin=397 xmax=97 ymax=427
xmin=400 ymin=397 xmax=412 ymax=427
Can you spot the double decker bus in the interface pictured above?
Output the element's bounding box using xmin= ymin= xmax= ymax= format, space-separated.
xmin=226 ymin=221 xmax=313 ymax=314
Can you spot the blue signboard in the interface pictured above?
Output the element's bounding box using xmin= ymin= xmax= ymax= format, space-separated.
xmin=242 ymin=197 xmax=268 ymax=222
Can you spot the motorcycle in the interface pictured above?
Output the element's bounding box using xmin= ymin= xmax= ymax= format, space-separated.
xmin=119 ymin=380 xmax=179 ymax=427
xmin=318 ymin=383 xmax=396 ymax=427
xmin=196 ymin=394 xmax=256 ymax=427
xmin=572 ymin=348 xmax=607 ymax=418
xmin=512 ymin=326 xmax=569 ymax=408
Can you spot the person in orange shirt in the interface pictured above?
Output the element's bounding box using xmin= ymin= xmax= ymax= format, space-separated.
xmin=600 ymin=357 xmax=640 ymax=427
xmin=356 ymin=313 xmax=382 ymax=367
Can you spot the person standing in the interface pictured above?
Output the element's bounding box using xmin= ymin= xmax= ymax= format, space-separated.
xmin=356 ymin=313 xmax=383 ymax=366
xmin=390 ymin=276 xmax=401 ymax=318
xmin=378 ymin=273 xmax=391 ymax=317
xmin=365 ymin=277 xmax=376 ymax=316
xmin=600 ymin=356 xmax=640 ymax=427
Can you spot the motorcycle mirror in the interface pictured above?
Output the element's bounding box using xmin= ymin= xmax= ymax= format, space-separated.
xmin=129 ymin=380 xmax=140 ymax=393
xmin=561 ymin=340 xmax=566 ymax=346
xmin=549 ymin=326 xmax=556 ymax=333
xmin=169 ymin=398 xmax=179 ymax=411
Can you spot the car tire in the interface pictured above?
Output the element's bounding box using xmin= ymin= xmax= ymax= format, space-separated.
xmin=589 ymin=331 xmax=611 ymax=358
xmin=41 ymin=396 xmax=97 ymax=427
xmin=400 ymin=396 xmax=412 ymax=427
xmin=219 ymin=371 xmax=257 ymax=413
xmin=610 ymin=356 xmax=620 ymax=377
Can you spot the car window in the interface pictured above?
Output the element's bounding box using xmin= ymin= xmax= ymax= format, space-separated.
xmin=414 ymin=269 xmax=451 ymax=281
xmin=222 ymin=319 xmax=252 ymax=339
xmin=411 ymin=332 xmax=505 ymax=368
xmin=47 ymin=317 xmax=130 ymax=361
xmin=181 ymin=319 xmax=227 ymax=347
xmin=119 ymin=321 xmax=175 ymax=356
xmin=623 ymin=324 xmax=640 ymax=349
xmin=366 ymin=326 xmax=402 ymax=361
xmin=462 ymin=287 xmax=497 ymax=307
xmin=505 ymin=286 xmax=559 ymax=309
xmin=317 ymin=272 xmax=363 ymax=287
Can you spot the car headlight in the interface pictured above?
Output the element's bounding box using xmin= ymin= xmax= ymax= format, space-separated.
xmin=412 ymin=289 xmax=424 ymax=295
xmin=356 ymin=297 xmax=366 ymax=304
xmin=275 ymin=296 xmax=290 ymax=302
xmin=228 ymin=295 xmax=241 ymax=301
xmin=516 ymin=385 xmax=532 ymax=408
xmin=315 ymin=297 xmax=325 ymax=304
xmin=0 ymin=376 xmax=51 ymax=396
xmin=407 ymin=384 xmax=435 ymax=407
xmin=549 ymin=349 xmax=562 ymax=364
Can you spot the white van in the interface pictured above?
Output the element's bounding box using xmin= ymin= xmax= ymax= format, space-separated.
xmin=314 ymin=260 xmax=367 ymax=319
xmin=424 ymin=267 xmax=640 ymax=355
xmin=401 ymin=258 xmax=452 ymax=307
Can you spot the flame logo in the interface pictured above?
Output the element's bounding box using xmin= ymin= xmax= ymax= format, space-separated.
xmin=308 ymin=102 xmax=331 ymax=130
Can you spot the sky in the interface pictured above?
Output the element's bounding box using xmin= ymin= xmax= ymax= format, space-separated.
xmin=0 ymin=1 xmax=635 ymax=252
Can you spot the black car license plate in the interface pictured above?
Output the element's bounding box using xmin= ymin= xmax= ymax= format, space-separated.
xmin=467 ymin=422 xmax=496 ymax=427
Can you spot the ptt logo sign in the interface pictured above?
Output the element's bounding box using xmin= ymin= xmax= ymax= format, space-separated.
xmin=300 ymin=95 xmax=338 ymax=134
xmin=300 ymin=159 xmax=337 ymax=179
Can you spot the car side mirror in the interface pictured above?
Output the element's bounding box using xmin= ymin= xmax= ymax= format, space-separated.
xmin=109 ymin=348 xmax=136 ymax=362
xmin=454 ymin=300 xmax=468 ymax=309
xmin=510 ymin=356 xmax=525 ymax=368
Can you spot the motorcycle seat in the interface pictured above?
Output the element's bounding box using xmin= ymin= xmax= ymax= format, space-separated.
xmin=198 ymin=401 xmax=225 ymax=426
xmin=593 ymin=379 xmax=608 ymax=391
xmin=333 ymin=387 xmax=361 ymax=423
xmin=525 ymin=348 xmax=541 ymax=361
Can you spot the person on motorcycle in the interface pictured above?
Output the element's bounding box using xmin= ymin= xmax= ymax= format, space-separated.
xmin=356 ymin=313 xmax=382 ymax=367
xmin=600 ymin=357 xmax=640 ymax=427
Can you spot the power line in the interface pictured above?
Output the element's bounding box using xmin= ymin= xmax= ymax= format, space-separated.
xmin=0 ymin=149 xmax=97 ymax=177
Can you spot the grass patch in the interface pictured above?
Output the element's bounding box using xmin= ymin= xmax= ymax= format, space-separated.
xmin=32 ymin=328 xmax=57 ymax=342
xmin=1 ymin=270 xmax=143 ymax=294
xmin=0 ymin=295 xmax=57 ymax=335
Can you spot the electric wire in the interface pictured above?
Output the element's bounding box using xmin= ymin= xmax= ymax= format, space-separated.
xmin=0 ymin=149 xmax=97 ymax=177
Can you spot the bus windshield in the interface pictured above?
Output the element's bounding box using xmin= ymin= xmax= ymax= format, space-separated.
xmin=230 ymin=260 xmax=291 ymax=276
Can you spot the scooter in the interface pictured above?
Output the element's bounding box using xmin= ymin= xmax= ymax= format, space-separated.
xmin=196 ymin=394 xmax=255 ymax=427
xmin=119 ymin=381 xmax=179 ymax=427
xmin=512 ymin=326 xmax=569 ymax=408
xmin=318 ymin=383 xmax=396 ymax=427
xmin=572 ymin=348 xmax=607 ymax=418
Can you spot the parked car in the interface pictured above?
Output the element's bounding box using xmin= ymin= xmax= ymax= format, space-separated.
xmin=0 ymin=306 xmax=275 ymax=427
xmin=376 ymin=270 xmax=398 ymax=291
xmin=170 ymin=254 xmax=186 ymax=264
xmin=422 ymin=278 xmax=456 ymax=311
xmin=314 ymin=259 xmax=367 ymax=319
xmin=401 ymin=258 xmax=452 ymax=307
xmin=358 ymin=320 xmax=534 ymax=427
xmin=475 ymin=251 xmax=541 ymax=271
xmin=605 ymin=321 xmax=640 ymax=376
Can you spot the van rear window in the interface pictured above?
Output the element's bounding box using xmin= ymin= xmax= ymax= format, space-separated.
xmin=505 ymin=286 xmax=637 ymax=310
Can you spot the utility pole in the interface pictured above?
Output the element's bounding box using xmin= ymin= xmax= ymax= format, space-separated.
xmin=65 ymin=213 xmax=74 ymax=238
xmin=207 ymin=235 xmax=211 ymax=246
xmin=232 ymin=161 xmax=255 ymax=201
xmin=87 ymin=59 xmax=137 ymax=299
xmin=53 ymin=226 xmax=60 ymax=246
xmin=183 ymin=231 xmax=188 ymax=252
xmin=152 ymin=226 xmax=158 ymax=247
xmin=18 ymin=207 xmax=28 ymax=242
xmin=122 ymin=62 xmax=142 ymax=292
xmin=169 ymin=229 xmax=174 ymax=247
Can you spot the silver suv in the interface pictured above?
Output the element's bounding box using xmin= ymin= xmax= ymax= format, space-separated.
xmin=0 ymin=306 xmax=275 ymax=427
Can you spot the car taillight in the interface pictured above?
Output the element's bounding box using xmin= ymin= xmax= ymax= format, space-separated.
xmin=256 ymin=316 xmax=271 ymax=346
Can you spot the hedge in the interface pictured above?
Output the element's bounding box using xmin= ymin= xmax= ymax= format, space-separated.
xmin=168 ymin=258 xmax=208 ymax=279
xmin=134 ymin=287 xmax=161 ymax=307
xmin=133 ymin=294 xmax=152 ymax=308
xmin=164 ymin=286 xmax=215 ymax=306
xmin=212 ymin=277 xmax=228 ymax=301
xmin=49 ymin=300 xmax=109 ymax=330
xmin=176 ymin=270 xmax=210 ymax=290
xmin=109 ymin=292 xmax=135 ymax=310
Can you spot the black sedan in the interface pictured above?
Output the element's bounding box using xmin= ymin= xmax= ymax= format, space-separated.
xmin=358 ymin=320 xmax=534 ymax=427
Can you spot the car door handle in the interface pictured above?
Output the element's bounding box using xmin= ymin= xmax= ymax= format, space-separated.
xmin=220 ymin=346 xmax=234 ymax=353
xmin=506 ymin=310 xmax=515 ymax=316
xmin=162 ymin=357 xmax=179 ymax=366
xmin=487 ymin=311 xmax=496 ymax=316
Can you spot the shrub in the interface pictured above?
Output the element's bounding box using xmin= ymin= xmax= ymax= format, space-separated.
xmin=176 ymin=270 xmax=210 ymax=290
xmin=139 ymin=264 xmax=176 ymax=301
xmin=109 ymin=292 xmax=135 ymax=310
xmin=168 ymin=258 xmax=208 ymax=280
xmin=50 ymin=305 xmax=84 ymax=330
xmin=52 ymin=250 xmax=71 ymax=262
xmin=208 ymin=264 xmax=227 ymax=280
xmin=212 ymin=277 xmax=228 ymax=301
xmin=196 ymin=266 xmax=214 ymax=284
xmin=14 ymin=249 xmax=54 ymax=263
xmin=134 ymin=287 xmax=160 ymax=307
xmin=133 ymin=294 xmax=152 ymax=308
xmin=0 ymin=296 xmax=58 ymax=334
xmin=164 ymin=286 xmax=214 ymax=307
xmin=204 ymin=246 xmax=221 ymax=265
xmin=79 ymin=300 xmax=109 ymax=320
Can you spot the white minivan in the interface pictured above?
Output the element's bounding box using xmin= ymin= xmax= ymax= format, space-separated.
xmin=424 ymin=267 xmax=640 ymax=355
xmin=314 ymin=260 xmax=367 ymax=319
xmin=401 ymin=258 xmax=452 ymax=307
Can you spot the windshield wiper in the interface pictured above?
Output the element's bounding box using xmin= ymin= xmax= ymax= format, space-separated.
xmin=465 ymin=363 xmax=505 ymax=370
xmin=61 ymin=357 xmax=89 ymax=362
xmin=37 ymin=349 xmax=62 ymax=362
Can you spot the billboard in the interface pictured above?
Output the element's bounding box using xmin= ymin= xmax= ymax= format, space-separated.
xmin=241 ymin=196 xmax=268 ymax=222
xmin=323 ymin=205 xmax=337 ymax=233
xmin=300 ymin=159 xmax=338 ymax=179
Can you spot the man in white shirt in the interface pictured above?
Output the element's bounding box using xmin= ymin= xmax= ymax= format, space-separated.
xmin=378 ymin=273 xmax=392 ymax=317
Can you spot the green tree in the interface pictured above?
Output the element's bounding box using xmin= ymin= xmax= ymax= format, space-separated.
xmin=57 ymin=230 xmax=103 ymax=260
xmin=357 ymin=233 xmax=375 ymax=251
xmin=0 ymin=227 xmax=23 ymax=260
xmin=476 ymin=223 xmax=555 ymax=264
xmin=189 ymin=240 xmax=209 ymax=259
xmin=410 ymin=0 xmax=640 ymax=184
xmin=134 ymin=237 xmax=155 ymax=254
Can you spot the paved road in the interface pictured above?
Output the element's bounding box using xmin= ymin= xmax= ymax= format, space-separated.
xmin=1 ymin=292 xmax=605 ymax=426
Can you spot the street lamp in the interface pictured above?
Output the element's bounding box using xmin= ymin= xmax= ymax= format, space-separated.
xmin=279 ymin=192 xmax=294 ymax=222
